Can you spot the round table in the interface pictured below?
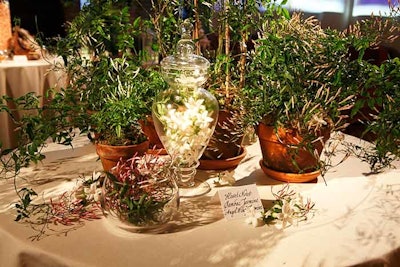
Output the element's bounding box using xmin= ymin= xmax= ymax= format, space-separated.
xmin=0 ymin=133 xmax=399 ymax=267
xmin=0 ymin=57 xmax=64 ymax=149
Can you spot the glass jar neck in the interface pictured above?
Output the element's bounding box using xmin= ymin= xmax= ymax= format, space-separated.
xmin=171 ymin=84 xmax=198 ymax=94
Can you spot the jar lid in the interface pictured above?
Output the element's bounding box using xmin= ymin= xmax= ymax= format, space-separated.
xmin=160 ymin=20 xmax=210 ymax=73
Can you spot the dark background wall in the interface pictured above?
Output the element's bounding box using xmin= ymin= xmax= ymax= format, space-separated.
xmin=9 ymin=0 xmax=73 ymax=38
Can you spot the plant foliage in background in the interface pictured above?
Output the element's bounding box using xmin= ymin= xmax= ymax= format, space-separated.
xmin=0 ymin=0 xmax=168 ymax=222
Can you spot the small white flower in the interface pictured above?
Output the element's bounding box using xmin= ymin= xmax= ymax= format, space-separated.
xmin=263 ymin=209 xmax=272 ymax=218
xmin=245 ymin=207 xmax=265 ymax=227
xmin=73 ymin=181 xmax=85 ymax=200
xmin=214 ymin=171 xmax=236 ymax=186
xmin=84 ymin=182 xmax=101 ymax=202
xmin=92 ymin=171 xmax=102 ymax=181
xmin=277 ymin=199 xmax=295 ymax=228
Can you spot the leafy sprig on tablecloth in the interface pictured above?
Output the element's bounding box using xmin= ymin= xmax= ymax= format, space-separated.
xmin=14 ymin=172 xmax=103 ymax=241
xmin=246 ymin=184 xmax=315 ymax=228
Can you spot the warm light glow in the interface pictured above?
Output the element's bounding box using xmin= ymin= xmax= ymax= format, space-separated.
xmin=353 ymin=0 xmax=391 ymax=16
xmin=0 ymin=0 xmax=12 ymax=50
xmin=80 ymin=0 xmax=89 ymax=9
xmin=283 ymin=0 xmax=345 ymax=13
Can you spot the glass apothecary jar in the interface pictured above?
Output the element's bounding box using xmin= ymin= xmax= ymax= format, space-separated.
xmin=152 ymin=21 xmax=218 ymax=194
xmin=101 ymin=154 xmax=179 ymax=230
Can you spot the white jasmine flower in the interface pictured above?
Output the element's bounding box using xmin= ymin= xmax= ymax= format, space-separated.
xmin=278 ymin=199 xmax=295 ymax=228
xmin=73 ymin=180 xmax=85 ymax=200
xmin=293 ymin=193 xmax=304 ymax=207
xmin=263 ymin=209 xmax=272 ymax=218
xmin=92 ymin=171 xmax=102 ymax=181
xmin=159 ymin=95 xmax=215 ymax=165
xmin=250 ymin=185 xmax=315 ymax=229
xmin=214 ymin=170 xmax=236 ymax=186
xmin=245 ymin=207 xmax=265 ymax=227
xmin=84 ymin=182 xmax=102 ymax=202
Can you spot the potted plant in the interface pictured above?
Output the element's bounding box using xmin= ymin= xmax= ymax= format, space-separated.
xmin=83 ymin=54 xmax=167 ymax=170
xmin=51 ymin=0 xmax=167 ymax=169
xmin=0 ymin=0 xmax=166 ymax=217
xmin=242 ymin=11 xmax=400 ymax=182
xmin=91 ymin=88 xmax=149 ymax=172
xmin=195 ymin=0 xmax=289 ymax=170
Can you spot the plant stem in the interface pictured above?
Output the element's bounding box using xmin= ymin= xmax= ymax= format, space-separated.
xmin=238 ymin=5 xmax=247 ymax=90
xmin=193 ymin=0 xmax=200 ymax=55
xmin=224 ymin=0 xmax=230 ymax=98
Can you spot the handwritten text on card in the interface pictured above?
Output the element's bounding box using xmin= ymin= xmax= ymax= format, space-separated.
xmin=218 ymin=184 xmax=264 ymax=220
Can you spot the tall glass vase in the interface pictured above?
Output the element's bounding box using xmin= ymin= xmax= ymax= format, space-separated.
xmin=152 ymin=21 xmax=218 ymax=197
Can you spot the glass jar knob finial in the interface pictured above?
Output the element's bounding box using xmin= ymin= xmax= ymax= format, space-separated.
xmin=176 ymin=20 xmax=195 ymax=58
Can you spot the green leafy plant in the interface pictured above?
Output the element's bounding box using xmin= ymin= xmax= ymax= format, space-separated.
xmin=244 ymin=14 xmax=353 ymax=132
xmin=243 ymin=9 xmax=400 ymax=173
xmin=147 ymin=0 xmax=182 ymax=59
xmin=88 ymin=55 xmax=166 ymax=145
xmin=203 ymin=0 xmax=289 ymax=108
xmin=0 ymin=0 xmax=167 ymax=220
xmin=346 ymin=57 xmax=400 ymax=172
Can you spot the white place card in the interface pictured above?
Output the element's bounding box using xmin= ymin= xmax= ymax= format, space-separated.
xmin=218 ymin=184 xmax=264 ymax=220
xmin=13 ymin=55 xmax=28 ymax=62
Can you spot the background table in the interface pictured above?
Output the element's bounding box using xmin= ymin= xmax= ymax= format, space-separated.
xmin=0 ymin=57 xmax=64 ymax=150
xmin=0 ymin=133 xmax=400 ymax=267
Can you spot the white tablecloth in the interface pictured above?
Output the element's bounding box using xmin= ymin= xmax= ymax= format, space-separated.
xmin=0 ymin=57 xmax=64 ymax=149
xmin=0 ymin=133 xmax=399 ymax=267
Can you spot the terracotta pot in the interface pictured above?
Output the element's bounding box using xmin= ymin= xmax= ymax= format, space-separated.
xmin=256 ymin=123 xmax=330 ymax=177
xmin=198 ymin=146 xmax=247 ymax=170
xmin=202 ymin=110 xmax=244 ymax=160
xmin=95 ymin=140 xmax=149 ymax=172
xmin=139 ymin=115 xmax=166 ymax=154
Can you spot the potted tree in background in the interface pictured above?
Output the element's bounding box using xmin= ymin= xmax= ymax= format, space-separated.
xmin=194 ymin=0 xmax=289 ymax=170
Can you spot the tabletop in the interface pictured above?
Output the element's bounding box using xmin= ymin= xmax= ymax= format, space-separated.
xmin=0 ymin=133 xmax=399 ymax=267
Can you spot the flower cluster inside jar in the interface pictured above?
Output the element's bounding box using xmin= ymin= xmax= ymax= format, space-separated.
xmin=159 ymin=96 xmax=214 ymax=165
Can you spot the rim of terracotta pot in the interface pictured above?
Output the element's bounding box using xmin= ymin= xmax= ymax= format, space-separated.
xmin=96 ymin=141 xmax=149 ymax=149
xmin=198 ymin=146 xmax=247 ymax=170
xmin=95 ymin=140 xmax=150 ymax=172
xmin=259 ymin=160 xmax=320 ymax=183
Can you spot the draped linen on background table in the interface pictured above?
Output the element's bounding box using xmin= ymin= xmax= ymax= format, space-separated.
xmin=0 ymin=58 xmax=64 ymax=149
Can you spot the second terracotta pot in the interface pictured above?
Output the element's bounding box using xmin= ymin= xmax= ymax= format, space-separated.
xmin=95 ymin=141 xmax=149 ymax=172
